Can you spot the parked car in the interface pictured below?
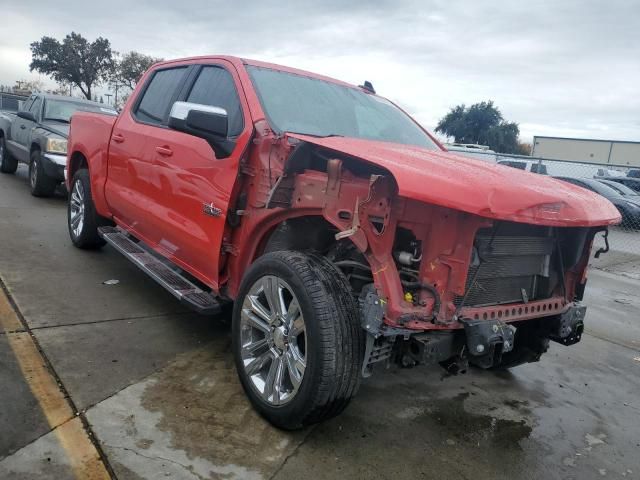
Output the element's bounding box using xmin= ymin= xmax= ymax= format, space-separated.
xmin=556 ymin=177 xmax=640 ymax=228
xmin=602 ymin=176 xmax=640 ymax=193
xmin=627 ymin=168 xmax=640 ymax=178
xmin=497 ymin=159 xmax=548 ymax=174
xmin=0 ymin=93 xmax=116 ymax=196
xmin=598 ymin=179 xmax=640 ymax=199
xmin=594 ymin=168 xmax=626 ymax=178
xmin=66 ymin=56 xmax=619 ymax=429
xmin=444 ymin=143 xmax=497 ymax=162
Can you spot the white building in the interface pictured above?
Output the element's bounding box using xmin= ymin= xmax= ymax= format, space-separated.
xmin=532 ymin=136 xmax=640 ymax=167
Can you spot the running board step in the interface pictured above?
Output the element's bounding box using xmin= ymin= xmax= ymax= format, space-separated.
xmin=98 ymin=226 xmax=221 ymax=315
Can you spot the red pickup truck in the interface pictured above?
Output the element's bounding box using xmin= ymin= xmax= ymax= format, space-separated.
xmin=66 ymin=56 xmax=619 ymax=429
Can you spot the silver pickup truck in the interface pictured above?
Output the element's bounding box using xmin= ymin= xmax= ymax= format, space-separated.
xmin=0 ymin=93 xmax=116 ymax=196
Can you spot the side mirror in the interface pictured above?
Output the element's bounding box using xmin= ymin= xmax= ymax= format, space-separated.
xmin=17 ymin=111 xmax=36 ymax=122
xmin=168 ymin=101 xmax=235 ymax=157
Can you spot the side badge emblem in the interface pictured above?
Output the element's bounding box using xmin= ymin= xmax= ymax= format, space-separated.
xmin=203 ymin=202 xmax=222 ymax=217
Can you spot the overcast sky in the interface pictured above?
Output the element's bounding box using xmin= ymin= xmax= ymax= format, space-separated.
xmin=0 ymin=0 xmax=638 ymax=142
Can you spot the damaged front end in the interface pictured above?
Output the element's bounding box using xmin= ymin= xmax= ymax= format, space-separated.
xmin=349 ymin=202 xmax=602 ymax=374
xmin=229 ymin=131 xmax=619 ymax=377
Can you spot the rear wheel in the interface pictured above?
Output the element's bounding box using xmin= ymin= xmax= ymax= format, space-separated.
xmin=0 ymin=135 xmax=18 ymax=174
xmin=232 ymin=251 xmax=363 ymax=430
xmin=68 ymin=169 xmax=106 ymax=249
xmin=29 ymin=150 xmax=57 ymax=197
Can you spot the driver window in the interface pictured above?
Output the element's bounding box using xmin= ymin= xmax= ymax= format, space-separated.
xmin=186 ymin=66 xmax=244 ymax=137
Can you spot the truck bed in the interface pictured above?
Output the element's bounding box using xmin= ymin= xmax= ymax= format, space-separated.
xmin=66 ymin=111 xmax=118 ymax=215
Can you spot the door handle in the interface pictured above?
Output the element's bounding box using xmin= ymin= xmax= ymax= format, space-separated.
xmin=112 ymin=134 xmax=125 ymax=143
xmin=20 ymin=124 xmax=26 ymax=130
xmin=155 ymin=146 xmax=173 ymax=157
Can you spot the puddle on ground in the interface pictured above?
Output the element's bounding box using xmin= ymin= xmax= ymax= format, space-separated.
xmin=421 ymin=392 xmax=533 ymax=449
xmin=87 ymin=340 xmax=308 ymax=480
xmin=139 ymin=342 xmax=307 ymax=478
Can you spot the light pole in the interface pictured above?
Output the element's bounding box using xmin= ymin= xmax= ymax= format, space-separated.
xmin=104 ymin=93 xmax=113 ymax=105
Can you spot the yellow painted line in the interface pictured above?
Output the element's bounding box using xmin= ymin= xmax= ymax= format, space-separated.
xmin=54 ymin=418 xmax=110 ymax=480
xmin=5 ymin=331 xmax=74 ymax=427
xmin=0 ymin=287 xmax=111 ymax=479
xmin=0 ymin=289 xmax=23 ymax=332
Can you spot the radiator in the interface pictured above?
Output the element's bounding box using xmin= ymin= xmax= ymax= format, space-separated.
xmin=455 ymin=228 xmax=555 ymax=308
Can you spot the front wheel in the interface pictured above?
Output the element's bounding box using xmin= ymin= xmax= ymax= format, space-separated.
xmin=68 ymin=169 xmax=106 ymax=249
xmin=29 ymin=150 xmax=57 ymax=197
xmin=232 ymin=251 xmax=363 ymax=430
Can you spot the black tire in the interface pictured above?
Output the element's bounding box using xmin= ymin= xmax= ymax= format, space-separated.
xmin=29 ymin=150 xmax=57 ymax=197
xmin=232 ymin=250 xmax=363 ymax=430
xmin=68 ymin=169 xmax=106 ymax=249
xmin=0 ymin=135 xmax=18 ymax=174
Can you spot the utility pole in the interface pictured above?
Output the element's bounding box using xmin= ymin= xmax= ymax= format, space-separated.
xmin=114 ymin=82 xmax=119 ymax=107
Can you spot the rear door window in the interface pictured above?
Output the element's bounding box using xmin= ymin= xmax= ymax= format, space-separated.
xmin=186 ymin=66 xmax=244 ymax=136
xmin=135 ymin=67 xmax=188 ymax=125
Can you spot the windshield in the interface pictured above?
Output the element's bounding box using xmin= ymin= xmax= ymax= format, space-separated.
xmin=247 ymin=66 xmax=439 ymax=150
xmin=601 ymin=180 xmax=638 ymax=196
xmin=43 ymin=99 xmax=116 ymax=123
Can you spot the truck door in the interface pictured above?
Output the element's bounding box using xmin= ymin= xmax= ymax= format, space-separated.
xmin=138 ymin=62 xmax=251 ymax=289
xmin=7 ymin=95 xmax=36 ymax=162
xmin=104 ymin=66 xmax=190 ymax=235
xmin=21 ymin=96 xmax=42 ymax=153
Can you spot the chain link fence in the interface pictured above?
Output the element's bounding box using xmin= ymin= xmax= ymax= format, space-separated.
xmin=449 ymin=149 xmax=640 ymax=256
xmin=0 ymin=92 xmax=28 ymax=113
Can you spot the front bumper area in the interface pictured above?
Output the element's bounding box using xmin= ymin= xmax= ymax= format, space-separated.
xmin=42 ymin=153 xmax=66 ymax=182
xmin=548 ymin=304 xmax=585 ymax=346
xmin=364 ymin=304 xmax=587 ymax=375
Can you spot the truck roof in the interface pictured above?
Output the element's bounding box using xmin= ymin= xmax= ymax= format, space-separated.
xmin=150 ymin=55 xmax=357 ymax=89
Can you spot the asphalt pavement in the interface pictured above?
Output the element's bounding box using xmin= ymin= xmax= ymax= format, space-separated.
xmin=1 ymin=165 xmax=639 ymax=480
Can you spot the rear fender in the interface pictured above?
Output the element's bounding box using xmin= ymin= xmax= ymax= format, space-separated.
xmin=67 ymin=112 xmax=118 ymax=218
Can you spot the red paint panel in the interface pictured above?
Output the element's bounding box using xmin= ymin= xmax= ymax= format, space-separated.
xmin=66 ymin=111 xmax=117 ymax=217
xmin=288 ymin=134 xmax=621 ymax=228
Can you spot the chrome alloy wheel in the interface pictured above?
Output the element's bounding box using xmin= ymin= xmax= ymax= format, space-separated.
xmin=239 ymin=275 xmax=307 ymax=406
xmin=69 ymin=179 xmax=85 ymax=239
xmin=30 ymin=158 xmax=38 ymax=189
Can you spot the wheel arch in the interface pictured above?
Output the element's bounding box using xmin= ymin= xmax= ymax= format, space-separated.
xmin=262 ymin=216 xmax=340 ymax=255
xmin=68 ymin=151 xmax=89 ymax=184
xmin=226 ymin=211 xmax=369 ymax=298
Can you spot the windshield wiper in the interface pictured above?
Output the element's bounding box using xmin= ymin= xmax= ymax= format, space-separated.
xmin=44 ymin=117 xmax=70 ymax=124
xmin=286 ymin=131 xmax=344 ymax=138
